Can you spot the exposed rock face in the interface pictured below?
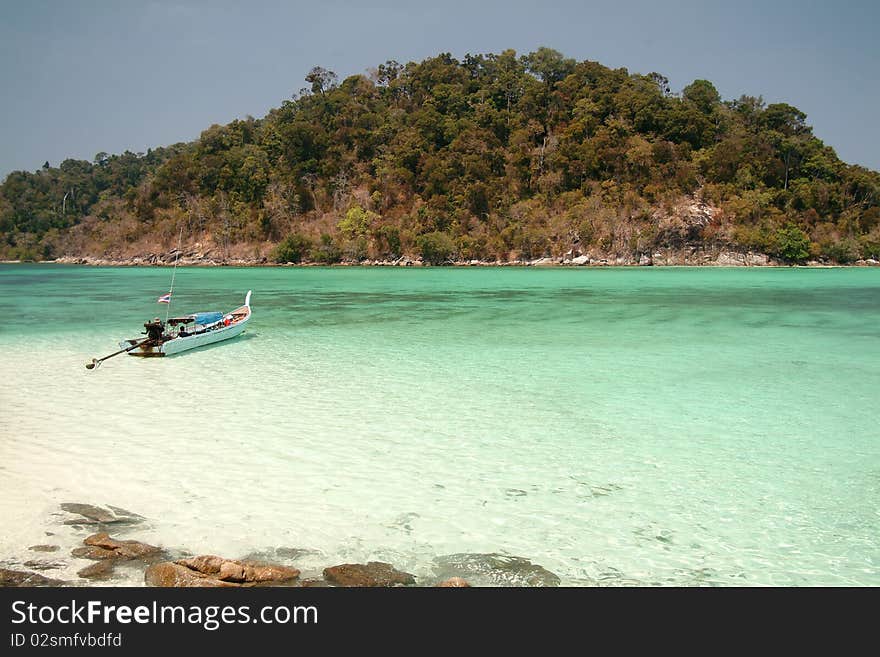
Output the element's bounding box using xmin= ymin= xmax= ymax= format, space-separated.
xmin=72 ymin=533 xmax=163 ymax=561
xmin=714 ymin=251 xmax=770 ymax=266
xmin=145 ymin=556 xmax=300 ymax=587
xmin=323 ymin=562 xmax=416 ymax=587
xmin=654 ymin=197 xmax=719 ymax=248
xmin=0 ymin=568 xmax=64 ymax=587
xmin=570 ymin=255 xmax=590 ymax=265
xmin=434 ymin=553 xmax=561 ymax=587
xmin=438 ymin=577 xmax=471 ymax=587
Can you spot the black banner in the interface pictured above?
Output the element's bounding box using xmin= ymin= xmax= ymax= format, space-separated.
xmin=0 ymin=586 xmax=865 ymax=650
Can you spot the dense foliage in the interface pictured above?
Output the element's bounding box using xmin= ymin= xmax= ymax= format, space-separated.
xmin=2 ymin=48 xmax=879 ymax=263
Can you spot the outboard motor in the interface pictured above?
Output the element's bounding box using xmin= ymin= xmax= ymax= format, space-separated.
xmin=143 ymin=318 xmax=165 ymax=342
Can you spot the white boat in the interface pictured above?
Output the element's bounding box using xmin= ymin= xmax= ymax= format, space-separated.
xmin=119 ymin=290 xmax=251 ymax=357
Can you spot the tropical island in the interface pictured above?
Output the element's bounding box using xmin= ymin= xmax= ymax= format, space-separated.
xmin=1 ymin=48 xmax=878 ymax=266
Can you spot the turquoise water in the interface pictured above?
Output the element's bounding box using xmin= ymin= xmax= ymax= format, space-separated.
xmin=1 ymin=264 xmax=878 ymax=585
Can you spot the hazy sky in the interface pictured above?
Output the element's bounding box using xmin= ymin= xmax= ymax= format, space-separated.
xmin=1 ymin=0 xmax=877 ymax=178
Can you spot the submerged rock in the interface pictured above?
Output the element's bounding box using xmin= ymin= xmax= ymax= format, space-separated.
xmin=28 ymin=545 xmax=60 ymax=552
xmin=23 ymin=560 xmax=66 ymax=571
xmin=240 ymin=547 xmax=319 ymax=563
xmin=106 ymin=505 xmax=146 ymax=520
xmin=146 ymin=556 xmax=300 ymax=587
xmin=433 ymin=553 xmax=560 ymax=587
xmin=77 ymin=560 xmax=117 ymax=581
xmin=71 ymin=533 xmax=163 ymax=562
xmin=60 ymin=503 xmax=116 ymax=523
xmin=323 ymin=562 xmax=416 ymax=587
xmin=0 ymin=568 xmax=64 ymax=587
xmin=60 ymin=502 xmax=144 ymax=526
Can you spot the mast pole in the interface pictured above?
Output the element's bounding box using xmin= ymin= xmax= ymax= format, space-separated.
xmin=164 ymin=226 xmax=184 ymax=324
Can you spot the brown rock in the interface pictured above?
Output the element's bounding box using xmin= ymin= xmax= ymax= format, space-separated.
xmin=438 ymin=577 xmax=471 ymax=587
xmin=146 ymin=556 xmax=300 ymax=587
xmin=176 ymin=555 xmax=226 ymax=574
xmin=79 ymin=532 xmax=162 ymax=560
xmin=0 ymin=568 xmax=64 ymax=587
xmin=28 ymin=545 xmax=60 ymax=552
xmin=78 ymin=560 xmax=116 ymax=580
xmin=244 ymin=563 xmax=302 ymax=583
xmin=72 ymin=546 xmax=118 ymax=560
xmin=323 ymin=562 xmax=416 ymax=587
xmin=145 ymin=562 xmax=238 ymax=588
xmin=218 ymin=561 xmax=246 ymax=581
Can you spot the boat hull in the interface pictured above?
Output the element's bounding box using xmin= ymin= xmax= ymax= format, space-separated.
xmin=121 ymin=321 xmax=247 ymax=356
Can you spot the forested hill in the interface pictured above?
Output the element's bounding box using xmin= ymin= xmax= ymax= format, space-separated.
xmin=2 ymin=48 xmax=879 ymax=265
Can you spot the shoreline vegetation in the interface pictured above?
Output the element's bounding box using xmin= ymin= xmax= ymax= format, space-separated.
xmin=2 ymin=48 xmax=878 ymax=268
xmin=5 ymin=248 xmax=880 ymax=267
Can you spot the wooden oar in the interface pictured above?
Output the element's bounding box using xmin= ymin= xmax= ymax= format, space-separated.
xmin=85 ymin=339 xmax=150 ymax=369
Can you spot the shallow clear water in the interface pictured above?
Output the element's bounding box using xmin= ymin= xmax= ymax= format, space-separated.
xmin=1 ymin=264 xmax=878 ymax=585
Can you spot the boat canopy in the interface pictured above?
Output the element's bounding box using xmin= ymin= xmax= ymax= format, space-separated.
xmin=191 ymin=311 xmax=224 ymax=325
xmin=167 ymin=311 xmax=223 ymax=326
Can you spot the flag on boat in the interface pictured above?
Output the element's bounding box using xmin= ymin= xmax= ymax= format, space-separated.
xmin=157 ymin=293 xmax=172 ymax=304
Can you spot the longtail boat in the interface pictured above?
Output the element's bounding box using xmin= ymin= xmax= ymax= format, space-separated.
xmin=120 ymin=290 xmax=252 ymax=357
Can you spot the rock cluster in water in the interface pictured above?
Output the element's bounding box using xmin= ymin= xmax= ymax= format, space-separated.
xmin=0 ymin=503 xmax=565 ymax=588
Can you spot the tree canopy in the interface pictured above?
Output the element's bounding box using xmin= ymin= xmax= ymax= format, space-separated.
xmin=2 ymin=48 xmax=878 ymax=263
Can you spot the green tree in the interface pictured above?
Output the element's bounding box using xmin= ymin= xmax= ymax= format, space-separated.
xmin=312 ymin=233 xmax=342 ymax=264
xmin=272 ymin=233 xmax=311 ymax=263
xmin=522 ymin=47 xmax=575 ymax=86
xmin=417 ymin=231 xmax=456 ymax=264
xmin=682 ymin=80 xmax=721 ymax=114
xmin=774 ymin=225 xmax=811 ymax=263
xmin=305 ymin=66 xmax=338 ymax=96
xmin=338 ymin=205 xmax=377 ymax=238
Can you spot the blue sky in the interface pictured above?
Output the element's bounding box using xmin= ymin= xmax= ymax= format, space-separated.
xmin=1 ymin=0 xmax=877 ymax=178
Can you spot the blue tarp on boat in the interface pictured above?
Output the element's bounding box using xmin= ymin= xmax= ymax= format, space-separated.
xmin=191 ymin=311 xmax=223 ymax=325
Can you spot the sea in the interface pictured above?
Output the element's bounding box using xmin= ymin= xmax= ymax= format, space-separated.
xmin=0 ymin=264 xmax=878 ymax=585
